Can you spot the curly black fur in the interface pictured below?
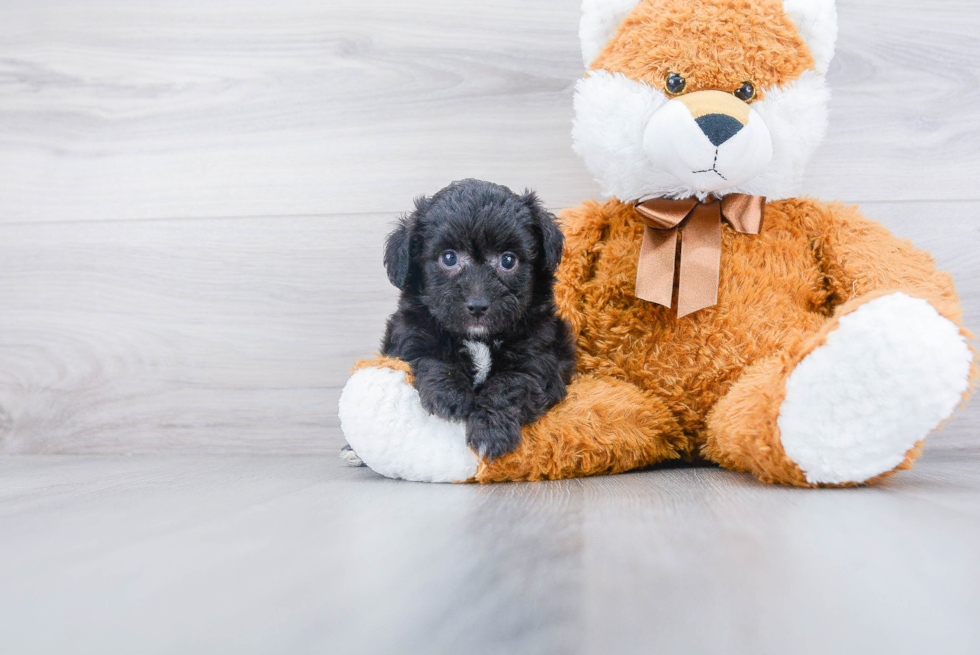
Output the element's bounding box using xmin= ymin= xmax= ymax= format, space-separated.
xmin=381 ymin=179 xmax=576 ymax=460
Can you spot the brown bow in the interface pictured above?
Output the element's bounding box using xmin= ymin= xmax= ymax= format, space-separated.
xmin=634 ymin=194 xmax=765 ymax=318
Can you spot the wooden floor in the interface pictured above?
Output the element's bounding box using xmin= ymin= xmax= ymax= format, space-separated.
xmin=1 ymin=0 xmax=979 ymax=652
xmin=2 ymin=443 xmax=980 ymax=655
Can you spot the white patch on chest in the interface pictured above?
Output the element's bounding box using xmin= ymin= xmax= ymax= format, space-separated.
xmin=463 ymin=340 xmax=492 ymax=386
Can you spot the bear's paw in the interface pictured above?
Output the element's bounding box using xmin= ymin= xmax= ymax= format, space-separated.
xmin=777 ymin=292 xmax=973 ymax=485
xmin=338 ymin=366 xmax=479 ymax=483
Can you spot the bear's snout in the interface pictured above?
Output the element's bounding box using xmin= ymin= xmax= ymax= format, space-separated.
xmin=643 ymin=89 xmax=773 ymax=194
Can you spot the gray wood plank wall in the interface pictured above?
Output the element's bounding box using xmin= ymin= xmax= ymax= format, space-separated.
xmin=1 ymin=0 xmax=978 ymax=454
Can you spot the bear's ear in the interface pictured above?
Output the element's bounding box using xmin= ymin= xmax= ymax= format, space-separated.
xmin=383 ymin=196 xmax=429 ymax=290
xmin=521 ymin=191 xmax=564 ymax=274
xmin=580 ymin=0 xmax=642 ymax=68
xmin=782 ymin=0 xmax=838 ymax=75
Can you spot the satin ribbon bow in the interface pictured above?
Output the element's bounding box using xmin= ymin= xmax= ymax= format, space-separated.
xmin=633 ymin=194 xmax=766 ymax=318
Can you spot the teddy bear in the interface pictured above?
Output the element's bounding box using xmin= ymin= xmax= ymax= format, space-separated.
xmin=338 ymin=0 xmax=975 ymax=487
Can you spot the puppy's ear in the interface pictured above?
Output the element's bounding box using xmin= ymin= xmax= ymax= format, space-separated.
xmin=384 ymin=195 xmax=429 ymax=290
xmin=521 ymin=191 xmax=564 ymax=273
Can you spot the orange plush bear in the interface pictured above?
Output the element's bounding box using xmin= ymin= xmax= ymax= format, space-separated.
xmin=339 ymin=0 xmax=975 ymax=487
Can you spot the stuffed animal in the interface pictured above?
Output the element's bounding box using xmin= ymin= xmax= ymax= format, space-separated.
xmin=339 ymin=0 xmax=975 ymax=486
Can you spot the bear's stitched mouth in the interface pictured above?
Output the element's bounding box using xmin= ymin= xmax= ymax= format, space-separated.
xmin=691 ymin=148 xmax=727 ymax=181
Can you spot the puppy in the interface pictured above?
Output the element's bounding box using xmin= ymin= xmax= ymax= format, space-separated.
xmin=379 ymin=178 xmax=576 ymax=460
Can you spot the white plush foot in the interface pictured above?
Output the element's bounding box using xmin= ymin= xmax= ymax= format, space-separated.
xmin=778 ymin=293 xmax=973 ymax=485
xmin=337 ymin=367 xmax=479 ymax=483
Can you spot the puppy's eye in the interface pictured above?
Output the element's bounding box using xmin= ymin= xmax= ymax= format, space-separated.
xmin=499 ymin=252 xmax=518 ymax=271
xmin=734 ymin=81 xmax=756 ymax=102
xmin=440 ymin=250 xmax=458 ymax=268
xmin=665 ymin=73 xmax=687 ymax=96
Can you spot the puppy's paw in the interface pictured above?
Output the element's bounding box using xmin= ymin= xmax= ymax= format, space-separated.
xmin=466 ymin=409 xmax=522 ymax=460
xmin=417 ymin=383 xmax=475 ymax=422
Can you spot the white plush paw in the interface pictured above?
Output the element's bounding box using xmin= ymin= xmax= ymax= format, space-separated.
xmin=778 ymin=293 xmax=973 ymax=485
xmin=337 ymin=367 xmax=479 ymax=483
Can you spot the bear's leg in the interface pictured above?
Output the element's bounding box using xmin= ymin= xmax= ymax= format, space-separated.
xmin=476 ymin=375 xmax=687 ymax=482
xmin=339 ymin=358 xmax=687 ymax=483
xmin=704 ymin=292 xmax=975 ymax=487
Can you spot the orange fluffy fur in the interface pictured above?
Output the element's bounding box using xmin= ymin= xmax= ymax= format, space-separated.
xmin=352 ymin=356 xmax=414 ymax=384
xmin=591 ymin=0 xmax=813 ymax=99
xmin=476 ymin=199 xmax=973 ymax=486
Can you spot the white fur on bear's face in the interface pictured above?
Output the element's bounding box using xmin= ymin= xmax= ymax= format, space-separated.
xmin=572 ymin=69 xmax=829 ymax=202
xmin=643 ymin=98 xmax=773 ymax=195
xmin=579 ymin=0 xmax=838 ymax=71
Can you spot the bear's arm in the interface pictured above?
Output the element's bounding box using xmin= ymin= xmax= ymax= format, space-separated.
xmin=554 ymin=199 xmax=624 ymax=338
xmin=802 ymin=199 xmax=964 ymax=324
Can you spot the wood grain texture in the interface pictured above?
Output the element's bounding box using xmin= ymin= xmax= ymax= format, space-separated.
xmin=0 ymin=213 xmax=398 ymax=453
xmin=0 ymin=0 xmax=590 ymax=223
xmin=1 ymin=0 xmax=980 ymax=224
xmin=0 ymin=453 xmax=978 ymax=655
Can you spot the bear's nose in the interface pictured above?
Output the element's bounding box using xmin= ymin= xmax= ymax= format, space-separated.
xmin=466 ymin=298 xmax=490 ymax=318
xmin=696 ymin=113 xmax=744 ymax=147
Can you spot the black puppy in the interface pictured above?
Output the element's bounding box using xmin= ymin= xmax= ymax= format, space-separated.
xmin=380 ymin=179 xmax=576 ymax=460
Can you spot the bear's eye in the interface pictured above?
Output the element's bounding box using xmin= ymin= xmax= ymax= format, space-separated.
xmin=499 ymin=252 xmax=518 ymax=271
xmin=665 ymin=73 xmax=687 ymax=96
xmin=734 ymin=81 xmax=756 ymax=102
xmin=440 ymin=250 xmax=458 ymax=268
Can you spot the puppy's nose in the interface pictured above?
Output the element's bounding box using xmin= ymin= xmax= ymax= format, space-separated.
xmin=696 ymin=114 xmax=744 ymax=147
xmin=466 ymin=298 xmax=490 ymax=318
